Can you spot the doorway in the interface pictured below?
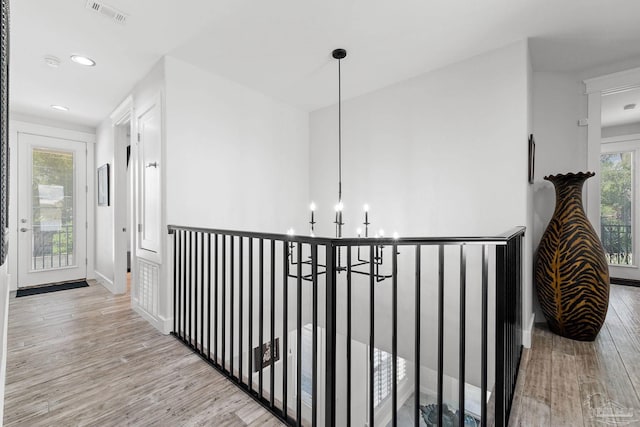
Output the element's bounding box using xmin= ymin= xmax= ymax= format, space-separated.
xmin=599 ymin=88 xmax=640 ymax=281
xmin=17 ymin=132 xmax=87 ymax=287
xmin=112 ymin=104 xmax=134 ymax=295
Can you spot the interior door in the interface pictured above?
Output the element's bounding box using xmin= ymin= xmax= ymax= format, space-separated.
xmin=137 ymin=97 xmax=161 ymax=257
xmin=17 ymin=133 xmax=87 ymax=287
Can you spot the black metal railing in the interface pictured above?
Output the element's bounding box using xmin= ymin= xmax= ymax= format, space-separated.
xmin=600 ymin=222 xmax=632 ymax=265
xmin=32 ymin=223 xmax=74 ymax=270
xmin=168 ymin=225 xmax=525 ymax=427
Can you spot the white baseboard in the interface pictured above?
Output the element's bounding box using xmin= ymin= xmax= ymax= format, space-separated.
xmin=0 ymin=263 xmax=10 ymax=425
xmin=158 ymin=314 xmax=173 ymax=335
xmin=523 ymin=312 xmax=535 ymax=348
xmin=94 ymin=270 xmax=115 ymax=294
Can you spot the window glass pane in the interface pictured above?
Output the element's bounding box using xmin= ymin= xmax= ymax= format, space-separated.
xmin=601 ymin=151 xmax=633 ymax=265
xmin=31 ymin=148 xmax=74 ymax=270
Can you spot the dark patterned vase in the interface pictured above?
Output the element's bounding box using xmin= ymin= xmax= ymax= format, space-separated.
xmin=535 ymin=172 xmax=609 ymax=341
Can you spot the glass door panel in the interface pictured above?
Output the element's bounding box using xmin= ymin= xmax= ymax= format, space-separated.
xmin=600 ymin=151 xmax=633 ymax=265
xmin=31 ymin=148 xmax=75 ymax=270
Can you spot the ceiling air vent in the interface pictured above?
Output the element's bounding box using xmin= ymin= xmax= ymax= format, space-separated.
xmin=85 ymin=0 xmax=128 ymax=25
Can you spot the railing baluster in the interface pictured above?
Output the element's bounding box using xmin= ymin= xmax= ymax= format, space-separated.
xmin=496 ymin=243 xmax=506 ymax=427
xmin=369 ymin=244 xmax=375 ymax=427
xmin=326 ymin=242 xmax=337 ymax=427
xmin=249 ymin=238 xmax=254 ymax=392
xmin=296 ymin=242 xmax=302 ymax=427
xmin=414 ymin=245 xmax=421 ymax=427
xmin=437 ymin=244 xmax=444 ymax=425
xmin=282 ymin=240 xmax=288 ymax=419
xmin=182 ymin=230 xmax=187 ymax=341
xmin=201 ymin=233 xmax=205 ymax=354
xmin=173 ymin=230 xmax=179 ymax=334
xmin=208 ymin=233 xmax=211 ymax=360
xmin=239 ymin=237 xmax=244 ymax=385
xmin=259 ymin=238 xmax=264 ymax=399
xmin=231 ymin=236 xmax=235 ymax=377
xmin=392 ymin=243 xmax=398 ymax=427
xmin=66 ymin=224 xmax=69 ymax=266
xmin=270 ymin=239 xmax=276 ymax=408
xmin=194 ymin=232 xmax=198 ymax=350
xmin=459 ymin=244 xmax=467 ymax=425
xmin=481 ymin=244 xmax=488 ymax=427
xmin=347 ymin=246 xmax=352 ymax=427
xmin=222 ymin=235 xmax=227 ymax=370
xmin=214 ymin=234 xmax=219 ymax=363
xmin=311 ymin=244 xmax=318 ymax=427
xmin=188 ymin=231 xmax=192 ymax=346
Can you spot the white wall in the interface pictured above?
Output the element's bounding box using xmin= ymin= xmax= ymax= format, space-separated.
xmin=309 ymin=41 xmax=531 ymax=388
xmin=530 ymin=59 xmax=640 ymax=319
xmin=531 ymin=71 xmax=588 ymax=318
xmin=164 ymin=56 xmax=310 ymax=233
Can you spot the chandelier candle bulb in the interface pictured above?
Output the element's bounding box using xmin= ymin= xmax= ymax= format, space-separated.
xmin=309 ymin=202 xmax=316 ymax=233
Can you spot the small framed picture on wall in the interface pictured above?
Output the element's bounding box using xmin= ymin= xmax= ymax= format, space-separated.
xmin=528 ymin=134 xmax=535 ymax=184
xmin=98 ymin=163 xmax=110 ymax=206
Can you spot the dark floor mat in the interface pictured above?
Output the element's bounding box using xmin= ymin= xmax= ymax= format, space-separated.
xmin=16 ymin=280 xmax=89 ymax=297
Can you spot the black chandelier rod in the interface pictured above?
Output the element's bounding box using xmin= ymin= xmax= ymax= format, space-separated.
xmin=333 ymin=48 xmax=347 ymax=203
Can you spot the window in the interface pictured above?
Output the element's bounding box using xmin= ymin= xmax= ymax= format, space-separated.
xmin=373 ymin=347 xmax=406 ymax=408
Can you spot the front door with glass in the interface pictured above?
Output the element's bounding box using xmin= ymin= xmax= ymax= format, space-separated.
xmin=17 ymin=133 xmax=87 ymax=287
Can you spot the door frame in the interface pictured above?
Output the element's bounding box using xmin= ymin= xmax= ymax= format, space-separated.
xmin=8 ymin=120 xmax=95 ymax=290
xmin=600 ymin=135 xmax=640 ymax=279
xmin=111 ymin=96 xmax=135 ymax=295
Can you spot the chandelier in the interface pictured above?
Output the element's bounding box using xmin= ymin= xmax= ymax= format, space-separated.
xmin=287 ymin=49 xmax=397 ymax=282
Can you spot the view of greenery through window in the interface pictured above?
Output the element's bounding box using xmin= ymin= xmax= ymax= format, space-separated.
xmin=31 ymin=149 xmax=74 ymax=269
xmin=601 ymin=152 xmax=633 ymax=265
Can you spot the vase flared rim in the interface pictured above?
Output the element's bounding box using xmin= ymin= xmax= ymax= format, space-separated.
xmin=544 ymin=171 xmax=595 ymax=182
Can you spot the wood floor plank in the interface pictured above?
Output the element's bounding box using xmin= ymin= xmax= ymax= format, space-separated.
xmin=511 ymin=285 xmax=640 ymax=427
xmin=3 ymin=281 xmax=284 ymax=427
xmin=550 ymin=351 xmax=583 ymax=426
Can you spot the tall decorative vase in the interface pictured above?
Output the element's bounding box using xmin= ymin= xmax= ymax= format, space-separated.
xmin=535 ymin=172 xmax=609 ymax=341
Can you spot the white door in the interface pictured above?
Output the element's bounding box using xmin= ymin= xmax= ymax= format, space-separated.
xmin=137 ymin=97 xmax=161 ymax=257
xmin=17 ymin=133 xmax=87 ymax=287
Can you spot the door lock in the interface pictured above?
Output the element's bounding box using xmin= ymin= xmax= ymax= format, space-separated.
xmin=20 ymin=227 xmax=30 ymax=232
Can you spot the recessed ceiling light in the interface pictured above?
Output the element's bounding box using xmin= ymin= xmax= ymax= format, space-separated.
xmin=44 ymin=55 xmax=61 ymax=68
xmin=624 ymin=103 xmax=637 ymax=110
xmin=51 ymin=105 xmax=69 ymax=112
xmin=70 ymin=55 xmax=96 ymax=67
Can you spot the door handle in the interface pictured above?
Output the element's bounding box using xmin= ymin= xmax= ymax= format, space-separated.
xmin=20 ymin=227 xmax=30 ymax=232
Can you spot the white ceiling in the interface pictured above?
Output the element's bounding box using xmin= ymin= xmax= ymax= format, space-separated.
xmin=10 ymin=0 xmax=640 ymax=128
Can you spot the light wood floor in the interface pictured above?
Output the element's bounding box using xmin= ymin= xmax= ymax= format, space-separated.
xmin=3 ymin=281 xmax=284 ymax=427
xmin=5 ymin=282 xmax=639 ymax=426
xmin=510 ymin=284 xmax=640 ymax=426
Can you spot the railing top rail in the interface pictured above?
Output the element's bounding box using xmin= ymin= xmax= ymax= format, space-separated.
xmin=168 ymin=225 xmax=525 ymax=246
